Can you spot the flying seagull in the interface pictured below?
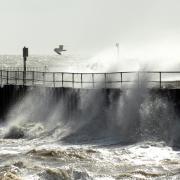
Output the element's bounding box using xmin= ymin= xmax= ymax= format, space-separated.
xmin=54 ymin=45 xmax=67 ymax=55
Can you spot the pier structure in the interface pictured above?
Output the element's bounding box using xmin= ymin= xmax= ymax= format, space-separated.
xmin=1 ymin=69 xmax=180 ymax=123
xmin=0 ymin=69 xmax=180 ymax=89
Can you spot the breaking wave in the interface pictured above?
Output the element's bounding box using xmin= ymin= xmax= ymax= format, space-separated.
xmin=2 ymin=77 xmax=180 ymax=148
xmin=1 ymin=73 xmax=180 ymax=179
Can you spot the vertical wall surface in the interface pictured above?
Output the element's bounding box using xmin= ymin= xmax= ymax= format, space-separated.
xmin=0 ymin=85 xmax=180 ymax=122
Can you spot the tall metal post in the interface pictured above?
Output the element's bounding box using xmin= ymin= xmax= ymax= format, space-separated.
xmin=23 ymin=56 xmax=26 ymax=85
xmin=115 ymin=43 xmax=119 ymax=61
xmin=23 ymin=47 xmax=28 ymax=86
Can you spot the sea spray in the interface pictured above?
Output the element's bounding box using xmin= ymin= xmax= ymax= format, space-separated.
xmin=1 ymin=76 xmax=180 ymax=179
xmin=140 ymin=96 xmax=174 ymax=141
xmin=3 ymin=87 xmax=56 ymax=139
xmin=139 ymin=92 xmax=180 ymax=147
xmin=2 ymin=73 xmax=180 ymax=147
xmin=60 ymin=78 xmax=147 ymax=143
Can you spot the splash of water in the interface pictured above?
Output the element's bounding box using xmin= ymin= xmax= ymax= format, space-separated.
xmin=2 ymin=70 xmax=180 ymax=147
xmin=89 ymin=43 xmax=180 ymax=72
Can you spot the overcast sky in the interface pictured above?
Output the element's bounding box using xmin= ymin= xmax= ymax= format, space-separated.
xmin=0 ymin=0 xmax=180 ymax=55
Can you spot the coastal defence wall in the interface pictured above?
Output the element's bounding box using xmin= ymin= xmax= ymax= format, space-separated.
xmin=1 ymin=85 xmax=180 ymax=122
xmin=1 ymin=85 xmax=180 ymax=145
xmin=0 ymin=85 xmax=121 ymax=122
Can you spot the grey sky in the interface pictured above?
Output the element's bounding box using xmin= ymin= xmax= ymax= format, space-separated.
xmin=0 ymin=0 xmax=180 ymax=55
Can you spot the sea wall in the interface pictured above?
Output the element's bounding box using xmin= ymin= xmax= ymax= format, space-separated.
xmin=0 ymin=85 xmax=120 ymax=122
xmin=0 ymin=85 xmax=180 ymax=122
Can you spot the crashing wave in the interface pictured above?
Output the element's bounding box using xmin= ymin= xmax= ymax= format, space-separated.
xmin=39 ymin=168 xmax=92 ymax=180
xmin=4 ymin=126 xmax=24 ymax=139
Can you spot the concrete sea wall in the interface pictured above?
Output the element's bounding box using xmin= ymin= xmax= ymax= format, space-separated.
xmin=1 ymin=85 xmax=180 ymax=122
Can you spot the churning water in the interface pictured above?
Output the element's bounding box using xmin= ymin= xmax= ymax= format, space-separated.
xmin=0 ymin=55 xmax=180 ymax=179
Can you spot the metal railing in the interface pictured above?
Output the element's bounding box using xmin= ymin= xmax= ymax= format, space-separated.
xmin=1 ymin=70 xmax=180 ymax=89
xmin=0 ymin=66 xmax=48 ymax=72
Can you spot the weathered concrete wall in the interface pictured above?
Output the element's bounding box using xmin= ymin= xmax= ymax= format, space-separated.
xmin=1 ymin=85 xmax=180 ymax=146
xmin=1 ymin=85 xmax=180 ymax=122
xmin=150 ymin=89 xmax=180 ymax=116
xmin=0 ymin=85 xmax=121 ymax=122
xmin=0 ymin=85 xmax=26 ymax=120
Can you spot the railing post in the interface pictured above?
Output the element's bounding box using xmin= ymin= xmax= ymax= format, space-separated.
xmin=159 ymin=72 xmax=162 ymax=89
xmin=62 ymin=72 xmax=64 ymax=87
xmin=0 ymin=70 xmax=2 ymax=86
xmin=43 ymin=72 xmax=45 ymax=85
xmin=120 ymin=72 xmax=123 ymax=88
xmin=32 ymin=71 xmax=35 ymax=86
xmin=81 ymin=73 xmax=83 ymax=88
xmin=53 ymin=72 xmax=55 ymax=87
xmin=7 ymin=71 xmax=8 ymax=85
xmin=15 ymin=71 xmax=17 ymax=85
xmin=72 ymin=73 xmax=74 ymax=88
xmin=138 ymin=72 xmax=140 ymax=88
xmin=16 ymin=69 xmax=19 ymax=85
xmin=104 ymin=73 xmax=107 ymax=88
xmin=92 ymin=73 xmax=95 ymax=88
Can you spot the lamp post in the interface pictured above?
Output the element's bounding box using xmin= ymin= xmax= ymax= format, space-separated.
xmin=115 ymin=43 xmax=119 ymax=61
xmin=23 ymin=47 xmax=28 ymax=86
